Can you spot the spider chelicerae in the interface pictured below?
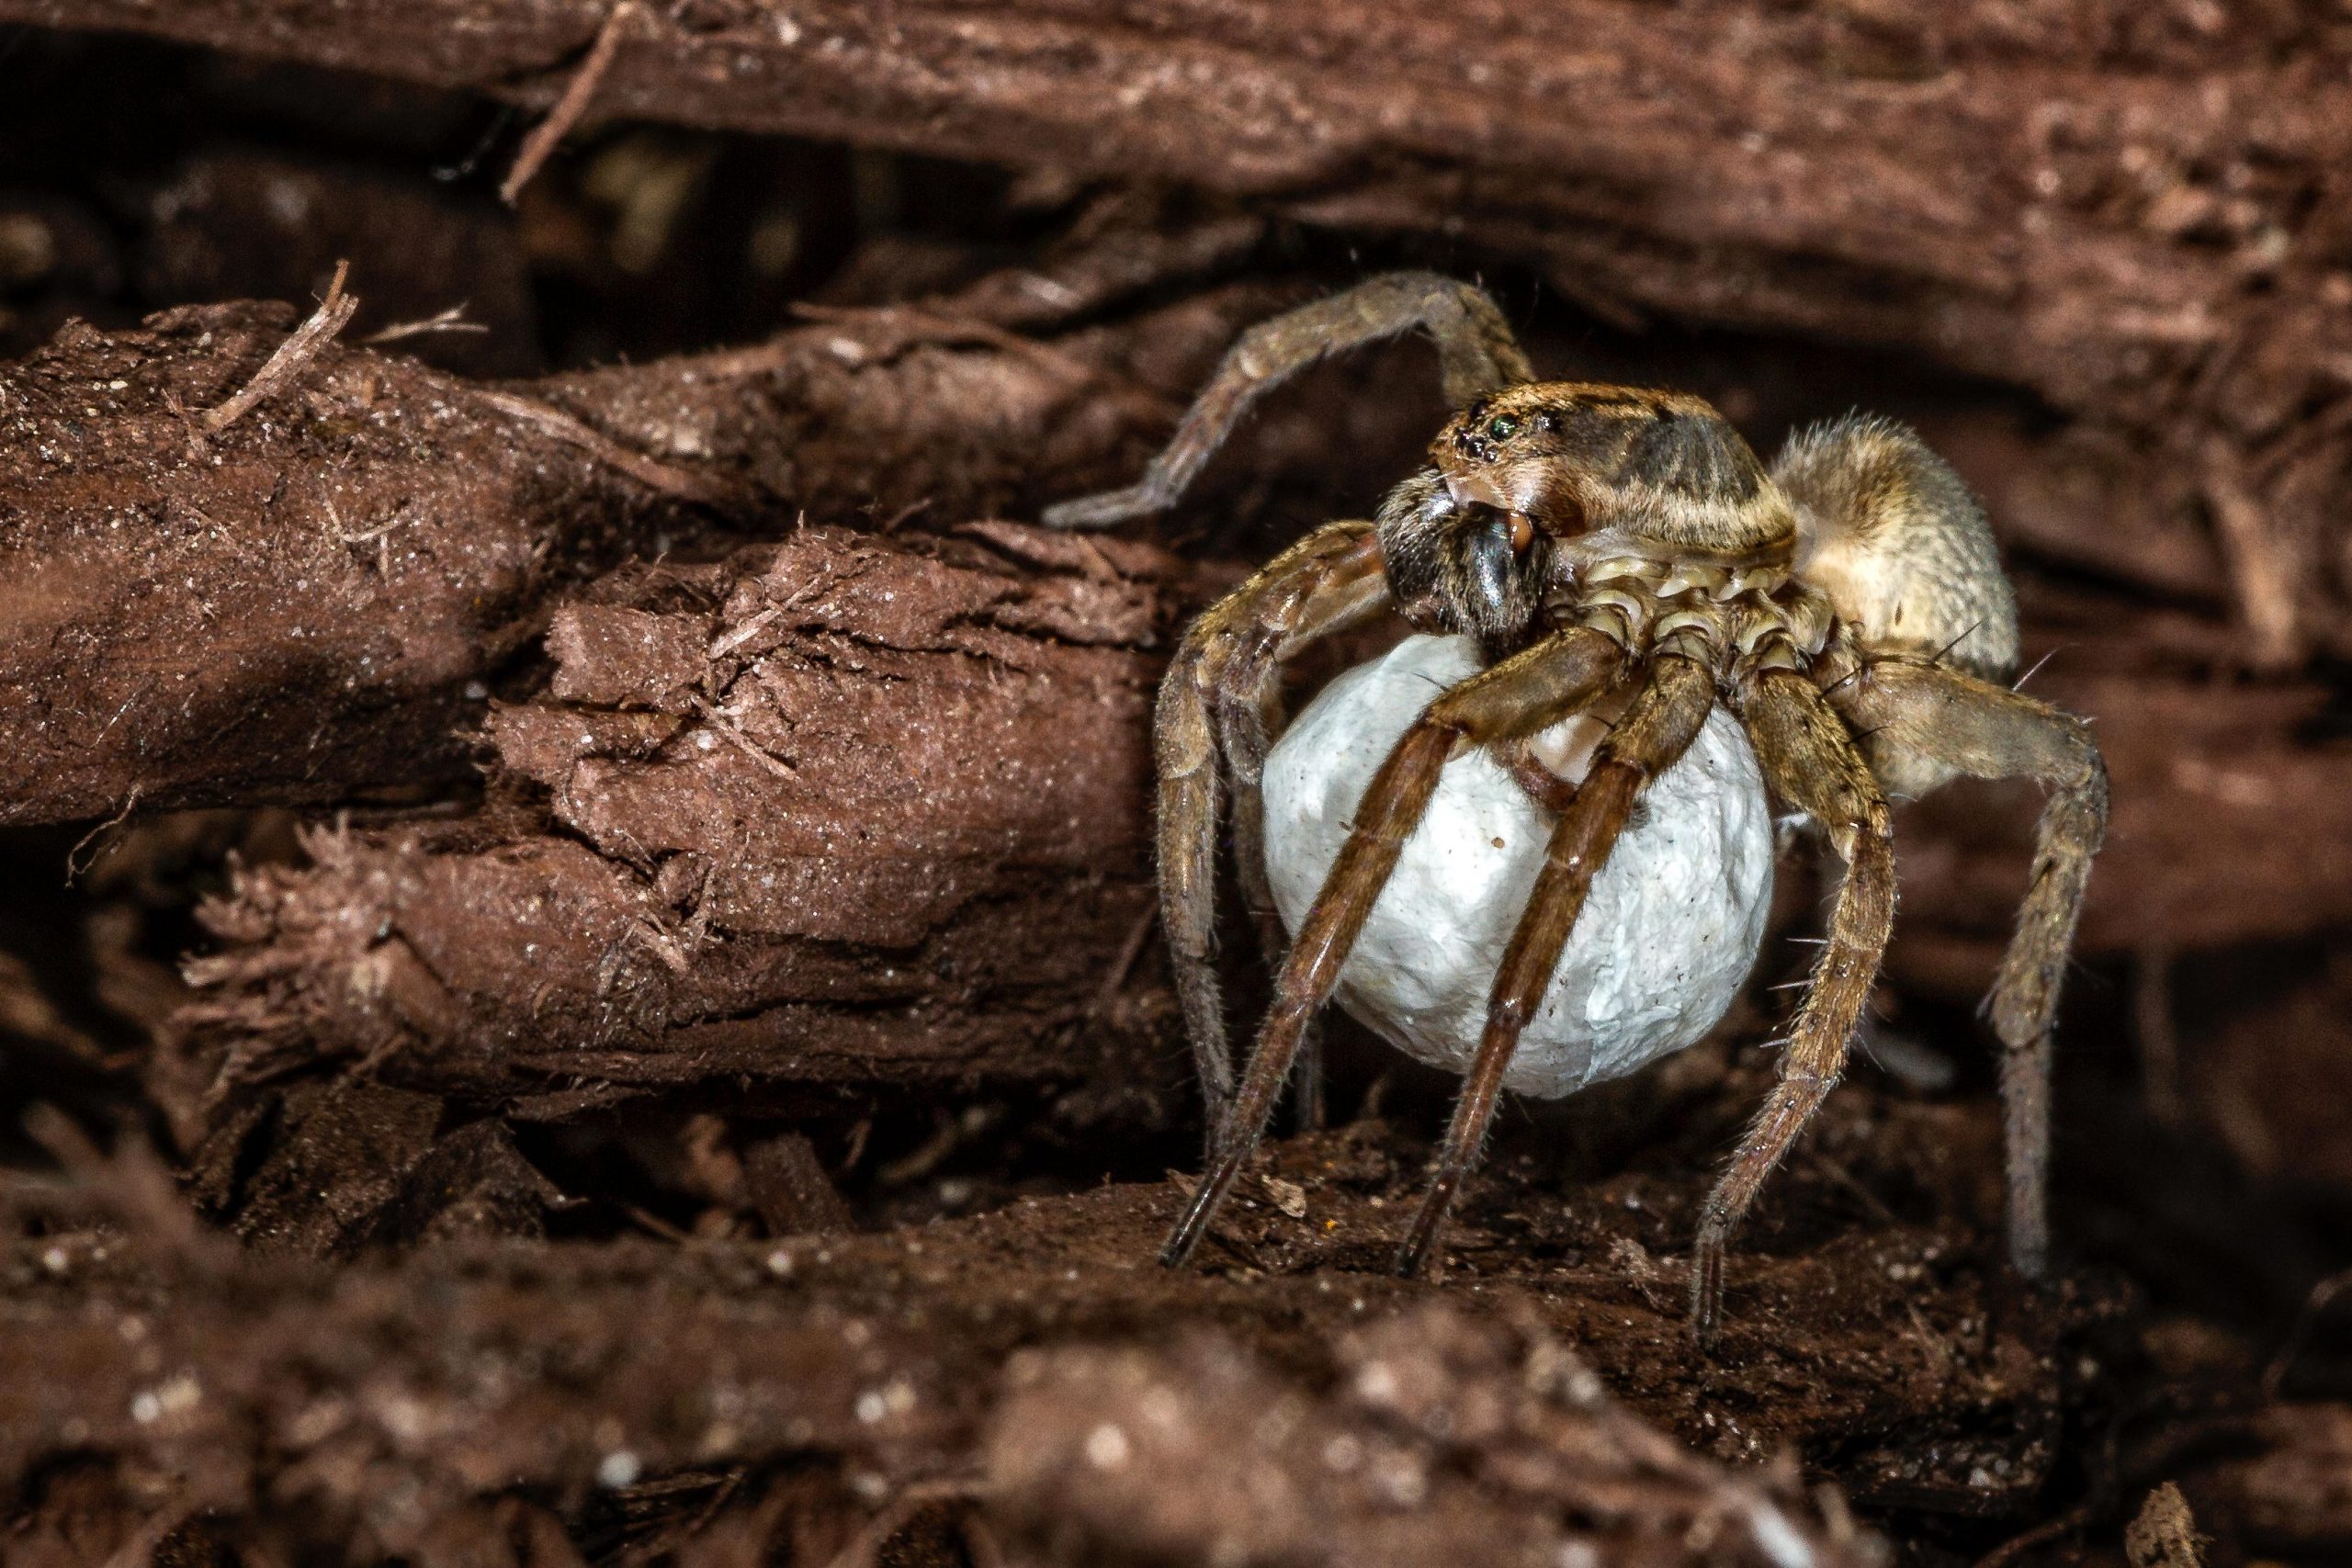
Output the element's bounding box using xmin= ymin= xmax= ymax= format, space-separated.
xmin=1042 ymin=274 xmax=2108 ymax=1342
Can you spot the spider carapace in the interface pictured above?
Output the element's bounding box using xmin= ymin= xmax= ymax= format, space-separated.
xmin=1042 ymin=274 xmax=2108 ymax=1343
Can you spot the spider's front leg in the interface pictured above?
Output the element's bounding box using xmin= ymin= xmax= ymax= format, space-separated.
xmin=1396 ymin=653 xmax=1718 ymax=1277
xmin=1161 ymin=626 xmax=1627 ymax=1268
xmin=1158 ymin=520 xmax=1388 ymax=1144
xmin=1693 ymin=669 xmax=1898 ymax=1345
xmin=1042 ymin=272 xmax=1532 ymax=530
xmin=1826 ymin=658 xmax=2108 ymax=1281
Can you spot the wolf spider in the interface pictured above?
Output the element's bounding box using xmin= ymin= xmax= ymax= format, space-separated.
xmin=1043 ymin=274 xmax=2108 ymax=1341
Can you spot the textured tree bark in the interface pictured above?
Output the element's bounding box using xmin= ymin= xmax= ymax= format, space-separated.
xmin=0 ymin=268 xmax=1252 ymax=826
xmin=7 ymin=0 xmax=2346 ymax=657
xmin=177 ymin=524 xmax=1193 ymax=1117
xmin=0 ymin=1111 xmax=2062 ymax=1566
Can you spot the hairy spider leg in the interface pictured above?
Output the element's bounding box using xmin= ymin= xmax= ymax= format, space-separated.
xmin=1156 ymin=521 xmax=1388 ymax=1145
xmin=1041 ymin=273 xmax=1534 ymax=529
xmin=1827 ymin=658 xmax=2108 ymax=1281
xmin=1212 ymin=536 xmax=1392 ymax=1136
xmin=1217 ymin=624 xmax=1324 ymax=1134
xmin=1161 ymin=626 xmax=1626 ymax=1267
xmin=1692 ymin=669 xmax=1897 ymax=1345
xmin=1396 ymin=653 xmax=1717 ymax=1278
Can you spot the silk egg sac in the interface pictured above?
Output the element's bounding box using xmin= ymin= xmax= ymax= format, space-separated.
xmin=1261 ymin=635 xmax=1776 ymax=1098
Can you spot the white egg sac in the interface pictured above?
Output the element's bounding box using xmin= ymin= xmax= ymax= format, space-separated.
xmin=1261 ymin=635 xmax=1775 ymax=1099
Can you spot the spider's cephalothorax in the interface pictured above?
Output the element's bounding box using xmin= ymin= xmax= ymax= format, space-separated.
xmin=1376 ymin=383 xmax=1799 ymax=660
xmin=1040 ymin=273 xmax=2107 ymax=1345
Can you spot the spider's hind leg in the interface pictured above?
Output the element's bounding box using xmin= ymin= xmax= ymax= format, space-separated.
xmin=1826 ymin=657 xmax=2107 ymax=1282
xmin=1044 ymin=273 xmax=1534 ymax=529
xmin=1157 ymin=520 xmax=1388 ymax=1150
xmin=1694 ymin=668 xmax=1898 ymax=1345
xmin=1396 ymin=654 xmax=1716 ymax=1277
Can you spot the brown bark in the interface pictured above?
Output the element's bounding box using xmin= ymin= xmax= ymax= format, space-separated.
xmin=988 ymin=1310 xmax=1874 ymax=1568
xmin=2 ymin=1106 xmax=2080 ymax=1564
xmin=2176 ymin=1404 xmax=2352 ymax=1557
xmin=9 ymin=0 xmax=2347 ymax=657
xmin=0 ymin=262 xmax=1261 ymax=826
xmin=177 ymin=524 xmax=1192 ymax=1117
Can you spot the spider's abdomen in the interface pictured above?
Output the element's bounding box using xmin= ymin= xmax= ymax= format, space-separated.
xmin=1261 ymin=636 xmax=1774 ymax=1097
xmin=1776 ymin=413 xmax=2018 ymax=682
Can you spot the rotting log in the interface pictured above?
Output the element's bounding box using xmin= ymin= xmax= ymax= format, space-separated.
xmin=176 ymin=524 xmax=1193 ymax=1118
xmin=0 ymin=1107 xmax=2092 ymax=1563
xmin=990 ymin=1307 xmax=1878 ymax=1568
xmin=2173 ymin=1404 xmax=2352 ymax=1558
xmin=0 ymin=263 xmax=1274 ymax=826
xmin=6 ymin=0 xmax=2347 ymax=660
xmin=0 ymin=300 xmax=620 ymax=827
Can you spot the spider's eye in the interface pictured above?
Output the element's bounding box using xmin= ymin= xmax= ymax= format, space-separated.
xmin=1486 ymin=414 xmax=1520 ymax=441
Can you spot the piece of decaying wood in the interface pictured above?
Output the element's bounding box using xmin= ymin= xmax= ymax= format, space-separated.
xmin=2125 ymin=1483 xmax=2209 ymax=1568
xmin=499 ymin=1 xmax=642 ymax=204
xmin=743 ymin=1133 xmax=855 ymax=1237
xmin=12 ymin=1 xmax=2346 ymax=439
xmin=175 ymin=525 xmax=1188 ymax=1113
xmin=0 ymin=266 xmax=1251 ymax=826
xmin=200 ymin=258 xmax=357 ymax=434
